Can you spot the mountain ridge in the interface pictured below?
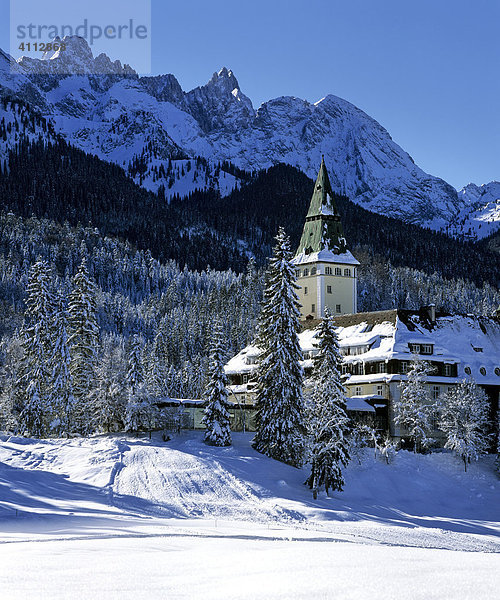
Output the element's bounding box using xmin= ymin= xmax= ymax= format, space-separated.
xmin=0 ymin=36 xmax=498 ymax=239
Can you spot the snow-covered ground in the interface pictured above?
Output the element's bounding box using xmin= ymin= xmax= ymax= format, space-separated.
xmin=0 ymin=432 xmax=499 ymax=598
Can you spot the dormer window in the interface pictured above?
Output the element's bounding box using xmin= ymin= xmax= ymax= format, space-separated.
xmin=409 ymin=344 xmax=420 ymax=354
xmin=421 ymin=344 xmax=433 ymax=355
xmin=479 ymin=367 xmax=486 ymax=376
xmin=464 ymin=366 xmax=472 ymax=375
xmin=473 ymin=347 xmax=483 ymax=353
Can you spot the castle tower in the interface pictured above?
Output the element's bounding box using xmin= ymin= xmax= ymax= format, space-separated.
xmin=292 ymin=158 xmax=360 ymax=319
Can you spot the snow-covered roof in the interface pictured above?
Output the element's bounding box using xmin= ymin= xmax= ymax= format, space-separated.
xmin=292 ymin=249 xmax=360 ymax=266
xmin=225 ymin=310 xmax=500 ymax=386
xmin=346 ymin=397 xmax=376 ymax=412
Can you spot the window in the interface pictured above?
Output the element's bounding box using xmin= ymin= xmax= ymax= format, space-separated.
xmin=409 ymin=343 xmax=420 ymax=354
xmin=401 ymin=361 xmax=409 ymax=374
xmin=336 ymin=304 xmax=341 ymax=313
xmin=311 ymin=267 xmax=317 ymax=275
xmin=473 ymin=347 xmax=483 ymax=353
xmin=242 ymin=374 xmax=249 ymax=384
xmin=325 ymin=267 xmax=332 ymax=275
xmin=377 ymin=362 xmax=386 ymax=373
xmin=444 ymin=364 xmax=453 ymax=377
xmin=464 ymin=366 xmax=472 ymax=375
xmin=421 ymin=344 xmax=433 ymax=355
xmin=335 ymin=267 xmax=342 ymax=276
xmin=432 ymin=385 xmax=441 ymax=401
xmin=303 ymin=268 xmax=309 ymax=277
xmin=479 ymin=367 xmax=486 ymax=376
xmin=344 ymin=268 xmax=351 ymax=276
xmin=341 ymin=364 xmax=350 ymax=375
xmin=354 ymin=386 xmax=362 ymax=396
xmin=373 ymin=384 xmax=384 ymax=396
xmin=495 ymin=368 xmax=500 ymax=377
xmin=327 ymin=285 xmax=332 ymax=294
xmin=304 ymin=287 xmax=308 ymax=295
xmin=311 ymin=304 xmax=315 ymax=313
xmin=295 ymin=270 xmax=300 ymax=278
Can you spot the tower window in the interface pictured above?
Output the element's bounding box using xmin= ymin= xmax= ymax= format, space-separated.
xmin=336 ymin=304 xmax=341 ymax=313
xmin=304 ymin=287 xmax=308 ymax=295
xmin=325 ymin=267 xmax=332 ymax=275
xmin=344 ymin=268 xmax=351 ymax=276
xmin=327 ymin=285 xmax=332 ymax=294
xmin=335 ymin=267 xmax=342 ymax=276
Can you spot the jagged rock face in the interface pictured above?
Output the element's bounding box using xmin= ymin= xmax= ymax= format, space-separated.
xmin=0 ymin=35 xmax=497 ymax=235
xmin=185 ymin=68 xmax=255 ymax=134
xmin=17 ymin=36 xmax=137 ymax=77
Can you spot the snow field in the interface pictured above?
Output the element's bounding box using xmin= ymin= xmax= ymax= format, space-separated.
xmin=0 ymin=432 xmax=499 ymax=598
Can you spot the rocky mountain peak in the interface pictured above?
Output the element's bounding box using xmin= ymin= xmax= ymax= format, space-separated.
xmin=17 ymin=36 xmax=137 ymax=77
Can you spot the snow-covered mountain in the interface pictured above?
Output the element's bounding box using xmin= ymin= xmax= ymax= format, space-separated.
xmin=447 ymin=182 xmax=500 ymax=240
xmin=0 ymin=36 xmax=498 ymax=237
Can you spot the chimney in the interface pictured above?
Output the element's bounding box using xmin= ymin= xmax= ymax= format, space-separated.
xmin=422 ymin=304 xmax=436 ymax=325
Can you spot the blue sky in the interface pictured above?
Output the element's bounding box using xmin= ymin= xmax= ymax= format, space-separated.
xmin=1 ymin=0 xmax=498 ymax=189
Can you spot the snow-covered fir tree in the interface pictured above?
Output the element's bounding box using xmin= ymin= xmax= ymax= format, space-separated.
xmin=439 ymin=379 xmax=490 ymax=471
xmin=48 ymin=293 xmax=74 ymax=436
xmin=394 ymin=354 xmax=435 ymax=453
xmin=125 ymin=334 xmax=156 ymax=434
xmin=68 ymin=259 xmax=99 ymax=434
xmin=252 ymin=228 xmax=306 ymax=467
xmin=202 ymin=323 xmax=231 ymax=447
xmin=94 ymin=336 xmax=128 ymax=433
xmin=16 ymin=260 xmax=56 ymax=437
xmin=305 ymin=312 xmax=350 ymax=498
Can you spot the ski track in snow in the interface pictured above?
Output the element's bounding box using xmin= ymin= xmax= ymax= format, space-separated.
xmin=112 ymin=440 xmax=294 ymax=523
xmin=0 ymin=433 xmax=499 ymax=554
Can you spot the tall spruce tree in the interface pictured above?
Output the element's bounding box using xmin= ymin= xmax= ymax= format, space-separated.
xmin=394 ymin=354 xmax=434 ymax=453
xmin=202 ymin=323 xmax=232 ymax=446
xmin=68 ymin=259 xmax=99 ymax=434
xmin=439 ymin=379 xmax=490 ymax=471
xmin=125 ymin=334 xmax=155 ymax=434
xmin=252 ymin=228 xmax=305 ymax=467
xmin=305 ymin=311 xmax=350 ymax=498
xmin=16 ymin=260 xmax=55 ymax=437
xmin=48 ymin=293 xmax=74 ymax=436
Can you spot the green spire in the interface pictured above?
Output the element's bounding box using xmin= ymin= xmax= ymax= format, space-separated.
xmin=296 ymin=158 xmax=346 ymax=256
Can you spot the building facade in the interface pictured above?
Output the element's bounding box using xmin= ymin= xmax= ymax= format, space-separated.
xmin=225 ymin=309 xmax=500 ymax=440
xmin=292 ymin=158 xmax=359 ymax=319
